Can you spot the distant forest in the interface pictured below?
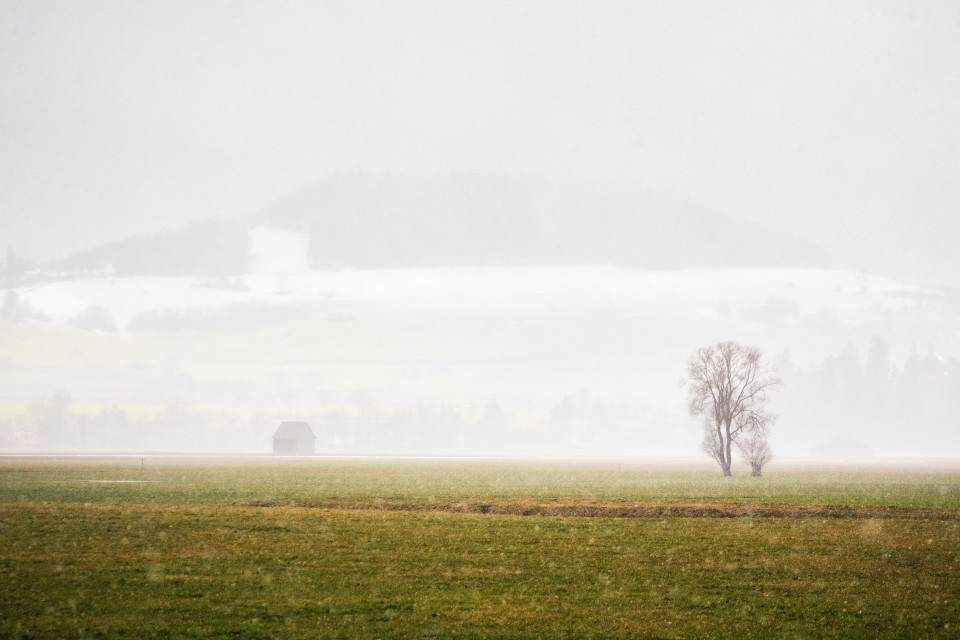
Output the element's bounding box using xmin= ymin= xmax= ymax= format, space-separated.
xmin=2 ymin=340 xmax=957 ymax=455
xmin=54 ymin=173 xmax=830 ymax=276
xmin=258 ymin=173 xmax=830 ymax=270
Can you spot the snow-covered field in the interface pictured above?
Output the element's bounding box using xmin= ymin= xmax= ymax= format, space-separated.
xmin=17 ymin=265 xmax=937 ymax=332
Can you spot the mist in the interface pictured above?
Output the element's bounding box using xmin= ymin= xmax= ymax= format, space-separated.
xmin=2 ymin=2 xmax=959 ymax=461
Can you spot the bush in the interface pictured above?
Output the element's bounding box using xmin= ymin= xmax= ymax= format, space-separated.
xmin=69 ymin=305 xmax=117 ymax=332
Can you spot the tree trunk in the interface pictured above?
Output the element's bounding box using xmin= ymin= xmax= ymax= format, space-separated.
xmin=751 ymin=465 xmax=762 ymax=477
xmin=723 ymin=420 xmax=733 ymax=477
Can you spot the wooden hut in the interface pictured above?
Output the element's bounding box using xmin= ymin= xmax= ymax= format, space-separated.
xmin=272 ymin=421 xmax=316 ymax=455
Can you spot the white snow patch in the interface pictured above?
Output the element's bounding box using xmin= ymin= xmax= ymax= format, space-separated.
xmin=249 ymin=227 xmax=310 ymax=274
xmin=16 ymin=266 xmax=933 ymax=331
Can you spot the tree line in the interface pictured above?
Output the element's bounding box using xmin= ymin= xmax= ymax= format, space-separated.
xmin=0 ymin=391 xmax=648 ymax=454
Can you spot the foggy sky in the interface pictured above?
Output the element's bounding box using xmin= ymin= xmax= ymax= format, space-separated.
xmin=2 ymin=1 xmax=959 ymax=286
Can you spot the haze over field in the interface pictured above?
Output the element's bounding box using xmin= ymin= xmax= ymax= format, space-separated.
xmin=1 ymin=2 xmax=959 ymax=459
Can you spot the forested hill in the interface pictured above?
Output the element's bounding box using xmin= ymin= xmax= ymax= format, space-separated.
xmin=54 ymin=173 xmax=830 ymax=276
xmin=54 ymin=218 xmax=251 ymax=278
xmin=255 ymin=173 xmax=830 ymax=270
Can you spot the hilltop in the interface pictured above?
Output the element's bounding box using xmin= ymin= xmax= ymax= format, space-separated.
xmin=257 ymin=172 xmax=831 ymax=270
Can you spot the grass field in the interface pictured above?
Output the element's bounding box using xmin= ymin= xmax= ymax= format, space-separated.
xmin=1 ymin=457 xmax=959 ymax=638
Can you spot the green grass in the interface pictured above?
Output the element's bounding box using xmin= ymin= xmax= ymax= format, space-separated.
xmin=2 ymin=458 xmax=959 ymax=638
xmin=2 ymin=457 xmax=959 ymax=508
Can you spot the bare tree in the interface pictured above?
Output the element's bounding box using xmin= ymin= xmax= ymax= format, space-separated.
xmin=684 ymin=341 xmax=781 ymax=476
xmin=737 ymin=428 xmax=773 ymax=476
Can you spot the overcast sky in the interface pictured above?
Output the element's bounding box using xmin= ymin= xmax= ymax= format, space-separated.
xmin=2 ymin=1 xmax=958 ymax=285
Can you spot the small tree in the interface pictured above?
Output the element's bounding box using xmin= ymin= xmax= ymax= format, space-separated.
xmin=684 ymin=341 xmax=781 ymax=476
xmin=1 ymin=290 xmax=23 ymax=321
xmin=737 ymin=428 xmax=773 ymax=476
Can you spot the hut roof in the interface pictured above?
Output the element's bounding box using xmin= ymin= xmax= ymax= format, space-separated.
xmin=273 ymin=421 xmax=315 ymax=438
